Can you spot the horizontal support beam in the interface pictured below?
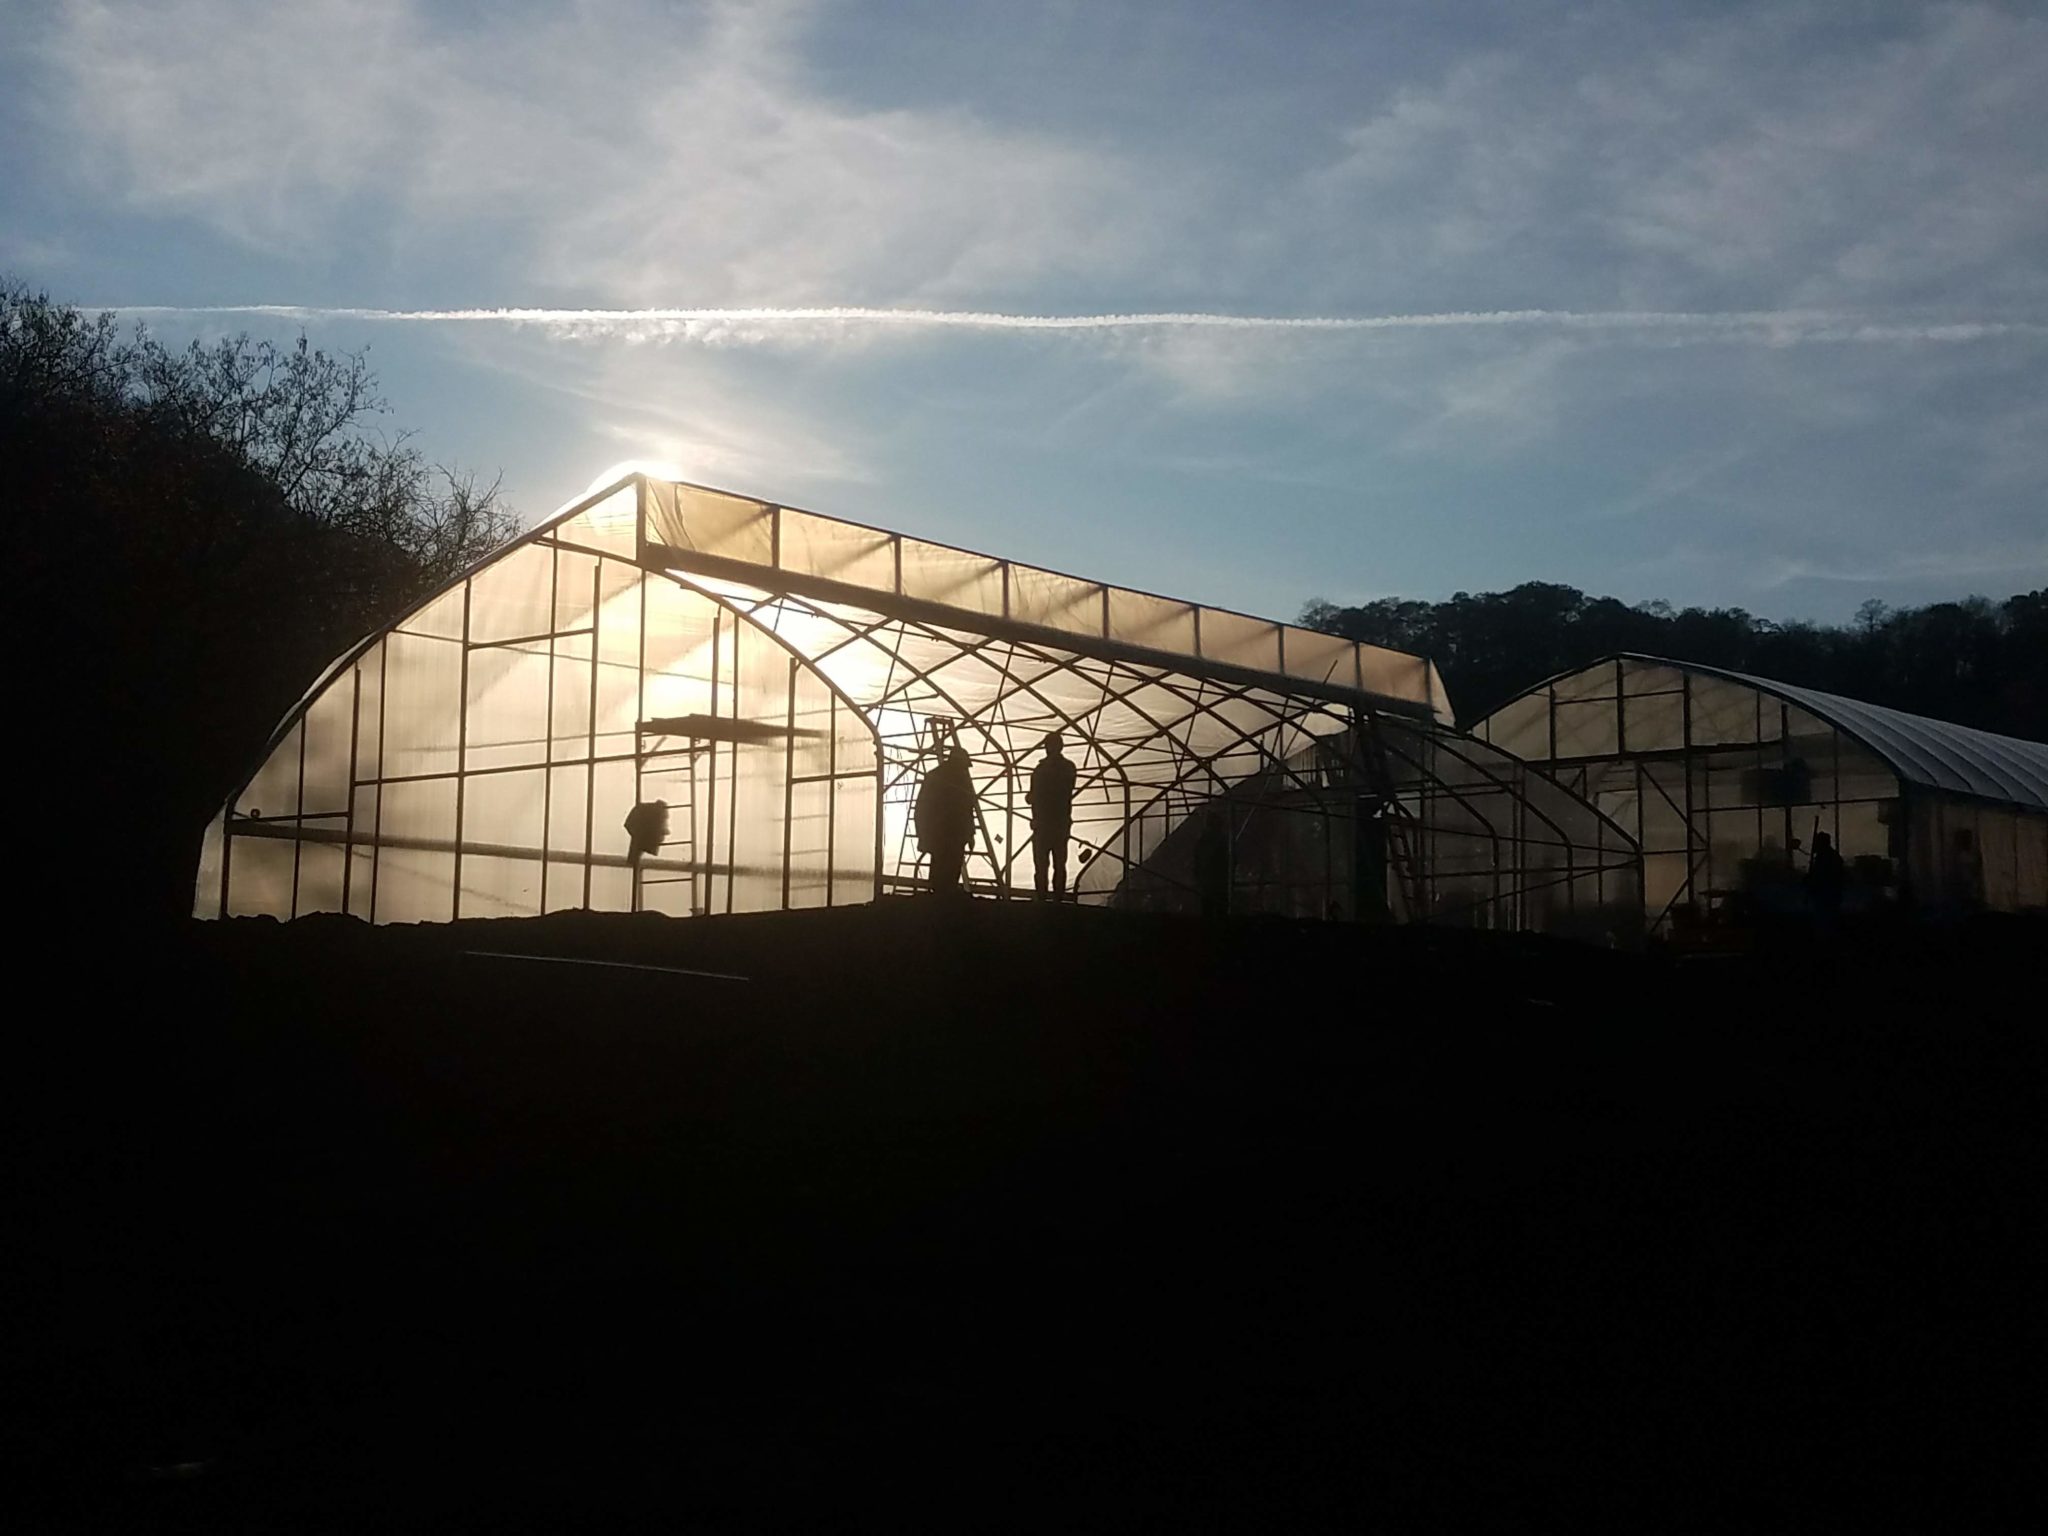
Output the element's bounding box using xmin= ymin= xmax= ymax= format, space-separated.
xmin=647 ymin=542 xmax=1438 ymax=721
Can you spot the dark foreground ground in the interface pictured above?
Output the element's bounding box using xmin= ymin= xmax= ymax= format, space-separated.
xmin=12 ymin=903 xmax=2044 ymax=1530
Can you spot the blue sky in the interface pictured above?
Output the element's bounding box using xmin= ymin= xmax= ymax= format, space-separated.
xmin=6 ymin=0 xmax=2046 ymax=624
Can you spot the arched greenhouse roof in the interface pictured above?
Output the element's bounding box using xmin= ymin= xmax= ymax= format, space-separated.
xmin=1494 ymin=653 xmax=2048 ymax=814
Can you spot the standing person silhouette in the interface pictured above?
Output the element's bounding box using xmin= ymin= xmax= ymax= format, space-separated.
xmin=1805 ymin=829 xmax=1846 ymax=919
xmin=1194 ymin=808 xmax=1231 ymax=920
xmin=1027 ymin=731 xmax=1078 ymax=900
xmin=915 ymin=746 xmax=976 ymax=895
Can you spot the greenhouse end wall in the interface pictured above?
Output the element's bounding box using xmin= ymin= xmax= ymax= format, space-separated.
xmin=1475 ymin=656 xmax=2048 ymax=930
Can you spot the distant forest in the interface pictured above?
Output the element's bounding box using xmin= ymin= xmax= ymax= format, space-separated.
xmin=1303 ymin=584 xmax=2048 ymax=741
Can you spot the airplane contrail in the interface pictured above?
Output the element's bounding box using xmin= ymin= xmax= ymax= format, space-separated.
xmin=97 ymin=303 xmax=2048 ymax=345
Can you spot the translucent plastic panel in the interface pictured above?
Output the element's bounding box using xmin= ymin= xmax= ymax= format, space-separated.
xmin=396 ymin=584 xmax=465 ymax=641
xmin=1107 ymin=589 xmax=1197 ymax=655
xmin=588 ymin=861 xmax=632 ymax=914
xmin=789 ymin=664 xmax=837 ymax=780
xmin=1644 ymin=850 xmax=1692 ymax=921
xmin=592 ymin=560 xmax=643 ymax=763
xmin=646 ymin=482 xmax=773 ymax=564
xmin=297 ymin=842 xmax=346 ymax=916
xmin=1705 ymin=808 xmax=1762 ymax=891
xmin=1009 ymin=565 xmax=1104 ymax=638
xmin=1622 ymin=687 xmax=1684 ymax=753
xmin=194 ymin=814 xmax=225 ymax=918
xmin=1623 ymin=661 xmax=1685 ymax=696
xmin=590 ymin=757 xmax=637 ymax=886
xmin=1282 ymin=627 xmax=1356 ymax=688
xmin=462 ymin=767 xmax=546 ymax=856
xmin=780 ymin=508 xmax=896 ymax=590
xmin=544 ymin=859 xmax=586 ymax=915
xmin=1555 ymin=661 xmax=1621 ymax=703
xmin=1639 ymin=762 xmax=1690 ymax=852
xmin=1689 ymin=676 xmax=1759 ymax=747
xmin=468 ymin=542 xmax=555 ymax=644
xmin=900 ymin=539 xmax=1005 ymax=616
xmin=352 ymin=784 xmax=378 ymax=846
xmin=553 ymin=548 xmax=599 ymax=633
xmin=301 ymin=673 xmax=355 ymax=816
xmin=551 ymin=636 xmax=593 ymax=763
xmin=465 ymin=643 xmax=551 ymax=773
xmin=1837 ymin=739 xmax=1896 ymax=803
xmin=382 ymin=632 xmax=464 ymax=779
xmin=1201 ymin=610 xmax=1280 ymax=673
xmin=553 ymin=484 xmax=637 ymax=557
xmin=1479 ymin=691 xmax=1550 ymax=759
xmin=546 ymin=764 xmax=590 ymax=856
xmin=226 ymin=834 xmax=294 ymax=917
xmin=376 ymin=848 xmax=456 ymax=925
xmin=459 ymin=855 xmax=541 ymax=919
xmin=1834 ymin=799 xmax=1890 ymax=865
xmin=640 ymin=579 xmax=718 ymax=722
xmin=831 ymin=767 xmax=880 ymax=907
xmin=1554 ymin=699 xmax=1620 ymax=758
xmin=785 ymin=778 xmax=831 ymax=908
xmin=1359 ymin=646 xmax=1432 ymax=706
xmin=347 ymin=845 xmax=374 ymax=920
xmin=238 ymin=721 xmax=302 ymax=819
xmin=353 ymin=643 xmax=383 ymax=787
xmin=1784 ymin=709 xmax=1837 ymax=800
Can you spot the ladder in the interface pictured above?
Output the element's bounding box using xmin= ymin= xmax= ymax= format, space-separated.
xmin=1353 ymin=715 xmax=1427 ymax=922
xmin=632 ymin=725 xmax=705 ymax=914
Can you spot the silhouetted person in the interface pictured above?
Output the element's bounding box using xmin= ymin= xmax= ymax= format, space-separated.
xmin=1027 ymin=731 xmax=1077 ymax=900
xmin=623 ymin=800 xmax=670 ymax=913
xmin=1194 ymin=809 xmax=1231 ymax=919
xmin=915 ymin=746 xmax=976 ymax=895
xmin=1354 ymin=792 xmax=1390 ymax=924
xmin=624 ymin=800 xmax=669 ymax=868
xmin=1805 ymin=830 xmax=1845 ymax=917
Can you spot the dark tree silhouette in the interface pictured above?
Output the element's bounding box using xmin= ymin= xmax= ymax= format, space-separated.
xmin=1304 ymin=582 xmax=2048 ymax=741
xmin=3 ymin=283 xmax=518 ymax=919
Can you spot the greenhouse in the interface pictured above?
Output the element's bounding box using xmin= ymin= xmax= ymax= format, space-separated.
xmin=1473 ymin=655 xmax=2048 ymax=933
xmin=198 ymin=472 xmax=1639 ymax=935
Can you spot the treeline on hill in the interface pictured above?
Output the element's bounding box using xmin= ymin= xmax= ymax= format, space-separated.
xmin=3 ymin=283 xmax=517 ymax=919
xmin=1304 ymin=583 xmax=2048 ymax=739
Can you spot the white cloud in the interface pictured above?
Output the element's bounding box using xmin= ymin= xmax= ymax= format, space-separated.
xmin=1300 ymin=3 xmax=2048 ymax=314
xmin=43 ymin=0 xmax=1146 ymax=304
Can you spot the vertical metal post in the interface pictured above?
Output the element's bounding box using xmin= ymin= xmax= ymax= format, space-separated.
xmin=705 ymin=609 xmax=721 ymax=914
xmin=582 ymin=562 xmax=600 ymax=910
xmin=1680 ymin=673 xmax=1698 ymax=911
xmin=370 ymin=640 xmax=388 ymax=923
xmin=452 ymin=580 xmax=472 ymax=921
xmin=341 ymin=661 xmax=362 ymax=915
xmin=725 ymin=618 xmax=741 ymax=914
xmin=781 ymin=657 xmax=797 ymax=909
xmin=873 ymin=737 xmax=886 ymax=902
xmin=633 ymin=561 xmax=649 ymax=914
xmin=825 ymin=693 xmax=837 ymax=906
xmin=541 ymin=546 xmax=557 ymax=913
xmin=291 ymin=719 xmax=307 ymax=919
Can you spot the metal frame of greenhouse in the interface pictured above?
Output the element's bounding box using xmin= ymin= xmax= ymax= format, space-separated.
xmin=198 ymin=473 xmax=1641 ymax=937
